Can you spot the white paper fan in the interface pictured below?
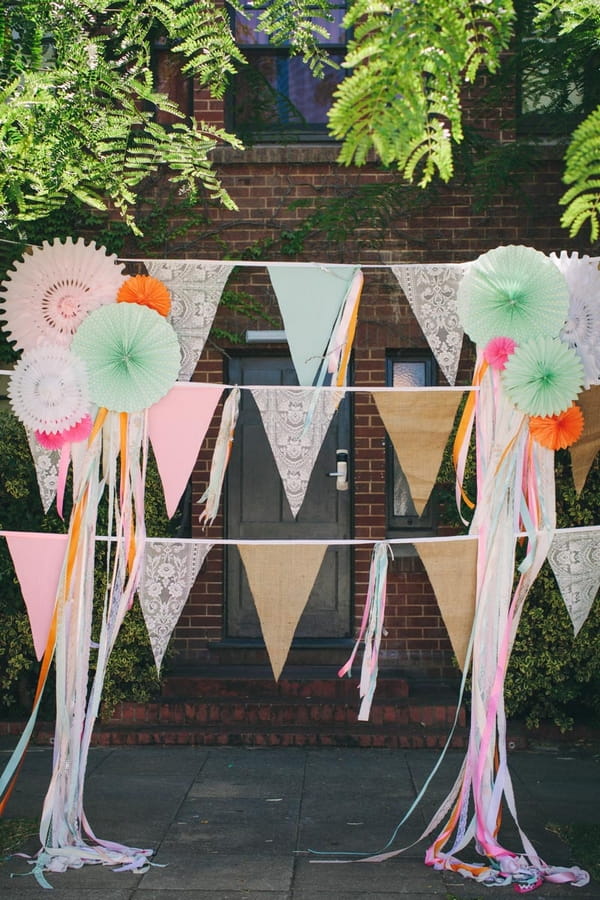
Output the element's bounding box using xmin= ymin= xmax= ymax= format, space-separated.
xmin=0 ymin=237 xmax=126 ymax=351
xmin=550 ymin=251 xmax=600 ymax=387
xmin=8 ymin=344 xmax=90 ymax=433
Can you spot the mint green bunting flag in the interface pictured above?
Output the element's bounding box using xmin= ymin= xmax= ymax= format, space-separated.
xmin=267 ymin=265 xmax=360 ymax=386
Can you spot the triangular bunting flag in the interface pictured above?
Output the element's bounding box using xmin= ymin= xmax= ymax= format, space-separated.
xmin=547 ymin=529 xmax=600 ymax=636
xmin=570 ymin=385 xmax=600 ymax=495
xmin=250 ymin=387 xmax=343 ymax=518
xmin=415 ymin=537 xmax=478 ymax=670
xmin=148 ymin=383 xmax=223 ymax=518
xmin=4 ymin=531 xmax=69 ymax=660
xmin=374 ymin=389 xmax=464 ymax=516
xmin=391 ymin=264 xmax=468 ymax=386
xmin=267 ymin=265 xmax=360 ymax=386
xmin=145 ymin=260 xmax=234 ymax=380
xmin=26 ymin=430 xmax=59 ymax=513
xmin=138 ymin=540 xmax=213 ymax=672
xmin=238 ymin=543 xmax=327 ymax=680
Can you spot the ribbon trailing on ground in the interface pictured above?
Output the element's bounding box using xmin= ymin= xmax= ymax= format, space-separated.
xmin=29 ymin=409 xmax=155 ymax=886
xmin=424 ymin=361 xmax=589 ymax=891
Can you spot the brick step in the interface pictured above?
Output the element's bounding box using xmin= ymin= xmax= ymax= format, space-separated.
xmin=88 ymin=723 xmax=470 ymax=750
xmin=161 ymin=675 xmax=410 ymax=702
xmin=104 ymin=697 xmax=466 ymax=728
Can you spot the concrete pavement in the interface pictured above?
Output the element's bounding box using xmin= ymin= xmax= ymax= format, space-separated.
xmin=0 ymin=742 xmax=598 ymax=898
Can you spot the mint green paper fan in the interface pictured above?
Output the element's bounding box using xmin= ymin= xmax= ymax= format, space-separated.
xmin=502 ymin=335 xmax=584 ymax=417
xmin=457 ymin=245 xmax=569 ymax=346
xmin=71 ymin=302 xmax=181 ymax=412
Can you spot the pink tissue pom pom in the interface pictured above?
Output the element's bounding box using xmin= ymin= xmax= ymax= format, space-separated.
xmin=35 ymin=414 xmax=93 ymax=449
xmin=483 ymin=336 xmax=517 ymax=371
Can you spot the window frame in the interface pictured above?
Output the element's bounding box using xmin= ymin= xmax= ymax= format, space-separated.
xmin=385 ymin=350 xmax=439 ymax=540
xmin=226 ymin=2 xmax=348 ymax=143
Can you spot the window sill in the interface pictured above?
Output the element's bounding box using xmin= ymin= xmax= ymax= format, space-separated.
xmin=212 ymin=143 xmax=342 ymax=165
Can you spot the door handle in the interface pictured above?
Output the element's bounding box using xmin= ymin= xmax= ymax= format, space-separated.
xmin=327 ymin=449 xmax=349 ymax=491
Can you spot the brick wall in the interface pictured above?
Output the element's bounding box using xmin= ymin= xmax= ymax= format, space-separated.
xmin=152 ymin=83 xmax=593 ymax=680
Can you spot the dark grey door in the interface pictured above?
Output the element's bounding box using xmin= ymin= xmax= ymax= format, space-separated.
xmin=225 ymin=355 xmax=352 ymax=638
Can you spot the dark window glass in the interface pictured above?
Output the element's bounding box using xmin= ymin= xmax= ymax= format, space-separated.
xmin=515 ymin=1 xmax=599 ymax=137
xmin=152 ymin=40 xmax=193 ymax=126
xmin=229 ymin=3 xmax=347 ymax=141
xmin=386 ymin=351 xmax=438 ymax=535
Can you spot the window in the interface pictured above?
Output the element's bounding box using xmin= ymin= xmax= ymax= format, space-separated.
xmin=386 ymin=351 xmax=438 ymax=536
xmin=515 ymin=1 xmax=599 ymax=137
xmin=228 ymin=2 xmax=347 ymax=142
xmin=152 ymin=38 xmax=193 ymax=126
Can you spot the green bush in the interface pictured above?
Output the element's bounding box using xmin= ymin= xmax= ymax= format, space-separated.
xmin=0 ymin=406 xmax=178 ymax=720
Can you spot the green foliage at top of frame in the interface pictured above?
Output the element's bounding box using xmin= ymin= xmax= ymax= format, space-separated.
xmin=0 ymin=405 xmax=180 ymax=720
xmin=329 ymin=0 xmax=514 ymax=185
xmin=0 ymin=0 xmax=242 ymax=232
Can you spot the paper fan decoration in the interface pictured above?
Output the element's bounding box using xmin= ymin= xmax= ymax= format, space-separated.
xmin=483 ymin=336 xmax=516 ymax=371
xmin=35 ymin=413 xmax=93 ymax=449
xmin=550 ymin=251 xmax=600 ymax=388
xmin=7 ymin=345 xmax=90 ymax=433
xmin=117 ymin=274 xmax=171 ymax=317
xmin=529 ymin=404 xmax=584 ymax=451
xmin=502 ymin=335 xmax=584 ymax=417
xmin=457 ymin=245 xmax=569 ymax=346
xmin=0 ymin=237 xmax=126 ymax=351
xmin=71 ymin=301 xmax=181 ymax=413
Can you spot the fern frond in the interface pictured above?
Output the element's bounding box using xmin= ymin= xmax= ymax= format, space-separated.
xmin=329 ymin=0 xmax=514 ymax=182
xmin=560 ymin=105 xmax=600 ymax=240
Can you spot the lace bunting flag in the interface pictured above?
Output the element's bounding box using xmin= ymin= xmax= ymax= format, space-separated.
xmin=392 ymin=264 xmax=468 ymax=385
xmin=26 ymin=429 xmax=60 ymax=513
xmin=139 ymin=540 xmax=213 ymax=672
xmin=547 ymin=528 xmax=600 ymax=635
xmin=250 ymin=387 xmax=344 ymax=518
xmin=145 ymin=261 xmax=234 ymax=380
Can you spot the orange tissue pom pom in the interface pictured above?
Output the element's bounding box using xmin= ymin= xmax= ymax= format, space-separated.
xmin=529 ymin=403 xmax=584 ymax=451
xmin=117 ymin=274 xmax=171 ymax=317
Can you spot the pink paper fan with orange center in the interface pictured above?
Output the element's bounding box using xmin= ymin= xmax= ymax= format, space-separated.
xmin=0 ymin=237 xmax=126 ymax=351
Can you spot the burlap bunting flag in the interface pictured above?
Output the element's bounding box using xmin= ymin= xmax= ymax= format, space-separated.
xmin=238 ymin=543 xmax=327 ymax=680
xmin=570 ymin=385 xmax=600 ymax=495
xmin=374 ymin=390 xmax=464 ymax=516
xmin=415 ymin=537 xmax=478 ymax=671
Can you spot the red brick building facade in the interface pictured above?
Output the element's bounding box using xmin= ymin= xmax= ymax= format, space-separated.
xmin=144 ymin=64 xmax=594 ymax=685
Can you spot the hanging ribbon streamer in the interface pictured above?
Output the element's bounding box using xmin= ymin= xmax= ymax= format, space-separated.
xmin=26 ymin=408 xmax=154 ymax=885
xmin=198 ymin=386 xmax=240 ymax=527
xmin=425 ymin=366 xmax=589 ymax=891
xmin=338 ymin=542 xmax=393 ymax=721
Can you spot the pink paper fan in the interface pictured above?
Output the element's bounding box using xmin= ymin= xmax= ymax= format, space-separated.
xmin=35 ymin=413 xmax=93 ymax=449
xmin=0 ymin=237 xmax=126 ymax=351
xmin=483 ymin=336 xmax=517 ymax=371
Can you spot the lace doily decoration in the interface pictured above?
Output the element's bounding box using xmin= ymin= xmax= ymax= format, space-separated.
xmin=250 ymin=387 xmax=343 ymax=518
xmin=8 ymin=345 xmax=90 ymax=433
xmin=550 ymin=251 xmax=600 ymax=388
xmin=138 ymin=541 xmax=213 ymax=672
xmin=144 ymin=261 xmax=234 ymax=380
xmin=26 ymin=430 xmax=60 ymax=513
xmin=547 ymin=529 xmax=600 ymax=636
xmin=391 ymin=264 xmax=467 ymax=385
xmin=0 ymin=237 xmax=126 ymax=351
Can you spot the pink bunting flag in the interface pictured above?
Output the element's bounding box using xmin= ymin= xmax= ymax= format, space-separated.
xmin=4 ymin=531 xmax=69 ymax=660
xmin=148 ymin=383 xmax=223 ymax=518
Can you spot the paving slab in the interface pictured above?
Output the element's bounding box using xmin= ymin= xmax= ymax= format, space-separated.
xmin=0 ymin=743 xmax=597 ymax=898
